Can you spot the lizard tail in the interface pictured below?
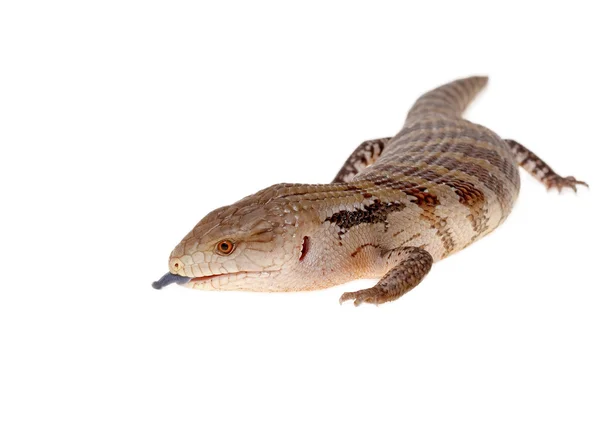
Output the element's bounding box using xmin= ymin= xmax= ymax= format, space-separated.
xmin=406 ymin=76 xmax=489 ymax=120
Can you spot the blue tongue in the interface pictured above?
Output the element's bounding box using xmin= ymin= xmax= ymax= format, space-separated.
xmin=152 ymin=272 xmax=191 ymax=290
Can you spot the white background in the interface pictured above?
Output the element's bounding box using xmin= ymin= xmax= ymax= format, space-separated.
xmin=1 ymin=1 xmax=599 ymax=423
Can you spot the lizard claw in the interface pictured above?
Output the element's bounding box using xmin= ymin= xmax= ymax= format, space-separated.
xmin=543 ymin=175 xmax=588 ymax=193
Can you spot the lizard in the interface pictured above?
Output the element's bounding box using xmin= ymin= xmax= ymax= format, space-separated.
xmin=152 ymin=76 xmax=587 ymax=306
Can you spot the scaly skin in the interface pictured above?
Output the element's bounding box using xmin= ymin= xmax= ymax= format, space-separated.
xmin=153 ymin=76 xmax=587 ymax=305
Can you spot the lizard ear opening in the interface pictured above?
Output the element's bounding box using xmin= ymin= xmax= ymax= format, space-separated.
xmin=299 ymin=236 xmax=310 ymax=261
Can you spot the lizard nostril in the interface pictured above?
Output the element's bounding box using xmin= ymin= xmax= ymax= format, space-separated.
xmin=170 ymin=258 xmax=184 ymax=274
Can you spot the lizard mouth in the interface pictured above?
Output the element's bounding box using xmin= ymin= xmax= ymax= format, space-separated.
xmin=189 ymin=271 xmax=245 ymax=283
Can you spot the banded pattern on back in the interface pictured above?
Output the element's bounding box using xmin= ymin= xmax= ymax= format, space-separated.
xmin=353 ymin=76 xmax=521 ymax=258
xmin=407 ymin=76 xmax=490 ymax=119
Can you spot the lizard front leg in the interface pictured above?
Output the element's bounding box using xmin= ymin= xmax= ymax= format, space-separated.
xmin=332 ymin=137 xmax=392 ymax=183
xmin=340 ymin=246 xmax=433 ymax=306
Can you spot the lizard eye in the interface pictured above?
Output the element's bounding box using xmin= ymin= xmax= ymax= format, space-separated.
xmin=216 ymin=240 xmax=235 ymax=255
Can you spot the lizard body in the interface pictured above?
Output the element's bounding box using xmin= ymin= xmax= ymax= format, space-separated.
xmin=153 ymin=76 xmax=587 ymax=305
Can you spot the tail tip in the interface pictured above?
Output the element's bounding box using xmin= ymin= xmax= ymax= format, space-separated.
xmin=471 ymin=75 xmax=489 ymax=87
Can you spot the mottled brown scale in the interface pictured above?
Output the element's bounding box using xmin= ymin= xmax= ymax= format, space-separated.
xmin=325 ymin=199 xmax=407 ymax=237
xmin=433 ymin=218 xmax=455 ymax=257
xmin=444 ymin=180 xmax=488 ymax=235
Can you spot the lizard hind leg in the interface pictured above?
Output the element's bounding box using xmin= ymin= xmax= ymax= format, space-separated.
xmin=339 ymin=246 xmax=433 ymax=306
xmin=505 ymin=139 xmax=588 ymax=192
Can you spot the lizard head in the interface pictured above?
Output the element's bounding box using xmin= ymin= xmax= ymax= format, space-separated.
xmin=152 ymin=184 xmax=322 ymax=292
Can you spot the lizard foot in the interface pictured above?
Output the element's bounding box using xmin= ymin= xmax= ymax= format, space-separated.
xmin=339 ymin=287 xmax=384 ymax=307
xmin=543 ymin=175 xmax=588 ymax=193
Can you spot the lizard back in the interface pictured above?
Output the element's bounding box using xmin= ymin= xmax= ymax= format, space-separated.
xmin=354 ymin=76 xmax=521 ymax=260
